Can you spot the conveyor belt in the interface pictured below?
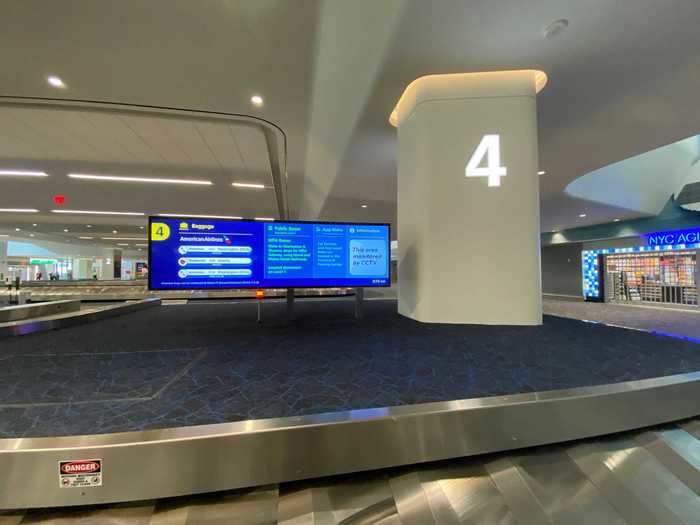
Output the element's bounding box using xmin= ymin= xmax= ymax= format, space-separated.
xmin=4 ymin=418 xmax=700 ymax=523
xmin=20 ymin=282 xmax=356 ymax=302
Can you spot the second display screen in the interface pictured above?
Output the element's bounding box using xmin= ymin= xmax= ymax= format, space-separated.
xmin=149 ymin=217 xmax=390 ymax=290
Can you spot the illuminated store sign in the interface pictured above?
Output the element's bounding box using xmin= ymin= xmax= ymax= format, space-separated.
xmin=646 ymin=227 xmax=700 ymax=246
xmin=582 ymin=230 xmax=700 ymax=299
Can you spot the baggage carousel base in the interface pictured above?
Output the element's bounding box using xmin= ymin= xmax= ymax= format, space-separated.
xmin=1 ymin=371 xmax=699 ymax=509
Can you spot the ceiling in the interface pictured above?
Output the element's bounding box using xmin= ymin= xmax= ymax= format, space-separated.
xmin=566 ymin=134 xmax=700 ymax=217
xmin=1 ymin=0 xmax=700 ymax=243
xmin=0 ymin=105 xmax=278 ymax=217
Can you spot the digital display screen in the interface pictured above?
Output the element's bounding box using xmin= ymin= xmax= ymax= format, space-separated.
xmin=148 ymin=217 xmax=390 ymax=290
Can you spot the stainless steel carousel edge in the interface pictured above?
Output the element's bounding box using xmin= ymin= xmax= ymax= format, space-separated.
xmin=1 ymin=371 xmax=699 ymax=509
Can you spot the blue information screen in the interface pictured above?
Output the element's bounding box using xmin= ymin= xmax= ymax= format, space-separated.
xmin=148 ymin=217 xmax=390 ymax=290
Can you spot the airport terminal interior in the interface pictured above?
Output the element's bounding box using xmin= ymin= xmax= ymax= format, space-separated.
xmin=2 ymin=1 xmax=700 ymax=523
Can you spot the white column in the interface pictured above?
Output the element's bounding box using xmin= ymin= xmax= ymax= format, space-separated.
xmin=112 ymin=249 xmax=122 ymax=280
xmin=392 ymin=70 xmax=546 ymax=325
xmin=0 ymin=239 xmax=7 ymax=282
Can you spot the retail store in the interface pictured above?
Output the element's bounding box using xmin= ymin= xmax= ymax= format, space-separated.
xmin=583 ymin=227 xmax=700 ymax=306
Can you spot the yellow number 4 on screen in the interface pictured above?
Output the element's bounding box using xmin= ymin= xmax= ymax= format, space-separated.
xmin=151 ymin=222 xmax=171 ymax=241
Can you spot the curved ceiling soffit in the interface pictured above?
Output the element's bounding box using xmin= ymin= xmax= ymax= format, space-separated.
xmin=0 ymin=96 xmax=290 ymax=220
xmin=564 ymin=133 xmax=700 ymax=217
xmin=676 ymin=135 xmax=700 ymax=212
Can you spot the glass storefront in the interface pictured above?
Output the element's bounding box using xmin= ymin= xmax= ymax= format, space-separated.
xmin=582 ymin=227 xmax=700 ymax=307
xmin=4 ymin=256 xmax=147 ymax=282
xmin=604 ymin=250 xmax=697 ymax=306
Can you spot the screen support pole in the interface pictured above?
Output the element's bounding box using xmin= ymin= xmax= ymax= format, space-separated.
xmin=287 ymin=288 xmax=295 ymax=320
xmin=257 ymin=300 xmax=262 ymax=324
xmin=354 ymin=287 xmax=364 ymax=319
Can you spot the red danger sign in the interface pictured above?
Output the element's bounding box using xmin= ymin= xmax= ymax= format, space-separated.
xmin=60 ymin=460 xmax=101 ymax=474
xmin=59 ymin=459 xmax=102 ymax=488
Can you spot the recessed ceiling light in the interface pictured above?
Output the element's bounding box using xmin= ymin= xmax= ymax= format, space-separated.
xmin=0 ymin=208 xmax=39 ymax=213
xmin=32 ymin=223 xmax=37 ymax=227
xmin=232 ymin=182 xmax=266 ymax=189
xmin=0 ymin=234 xmax=8 ymax=238
xmin=613 ymin=218 xmax=621 ymax=222
xmin=135 ymin=243 xmax=148 ymax=247
xmin=86 ymin=225 xmax=92 ymax=228
xmin=112 ymin=230 xmax=118 ymax=234
xmin=15 ymin=228 xmax=20 ymax=232
xmin=102 ymin=237 xmax=147 ymax=241
xmin=139 ymin=226 xmax=144 ymax=229
xmin=0 ymin=170 xmax=48 ymax=177
xmin=51 ymin=210 xmax=145 ymax=216
xmin=79 ymin=236 xmax=94 ymax=240
xmin=29 ymin=234 xmax=34 ymax=237
xmin=117 ymin=243 xmax=130 ymax=246
xmin=254 ymin=217 xmax=275 ymax=221
xmin=538 ymin=170 xmax=546 ymax=175
xmin=578 ymin=213 xmax=587 ymax=218
xmin=251 ymin=95 xmax=264 ymax=107
xmin=158 ymin=213 xmax=243 ymax=220
xmin=68 ymin=173 xmax=212 ymax=185
xmin=47 ymin=75 xmax=67 ymax=88
xmin=361 ymin=204 xmax=368 ymax=208
xmin=63 ymin=229 xmax=69 ymax=232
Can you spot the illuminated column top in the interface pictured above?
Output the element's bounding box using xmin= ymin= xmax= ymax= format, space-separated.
xmin=389 ymin=70 xmax=547 ymax=127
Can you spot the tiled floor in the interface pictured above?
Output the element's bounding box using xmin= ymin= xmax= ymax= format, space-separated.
xmin=544 ymin=297 xmax=700 ymax=339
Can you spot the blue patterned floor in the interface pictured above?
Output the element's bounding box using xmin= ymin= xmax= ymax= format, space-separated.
xmin=1 ymin=299 xmax=699 ymax=438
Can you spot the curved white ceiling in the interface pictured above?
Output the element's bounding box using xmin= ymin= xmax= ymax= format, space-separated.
xmin=566 ymin=134 xmax=700 ymax=217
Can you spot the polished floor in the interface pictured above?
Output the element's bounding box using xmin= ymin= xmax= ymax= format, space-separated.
xmin=3 ymin=417 xmax=700 ymax=524
xmin=544 ymin=296 xmax=700 ymax=340
xmin=3 ymin=299 xmax=700 ymax=438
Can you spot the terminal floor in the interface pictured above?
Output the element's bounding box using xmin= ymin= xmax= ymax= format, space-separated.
xmin=1 ymin=298 xmax=700 ymax=438
xmin=4 ymin=417 xmax=700 ymax=524
xmin=544 ymin=297 xmax=700 ymax=340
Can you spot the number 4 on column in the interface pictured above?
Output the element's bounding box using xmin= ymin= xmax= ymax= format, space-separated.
xmin=465 ymin=134 xmax=507 ymax=187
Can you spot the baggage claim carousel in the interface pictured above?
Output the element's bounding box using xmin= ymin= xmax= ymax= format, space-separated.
xmin=1 ymin=297 xmax=700 ymax=517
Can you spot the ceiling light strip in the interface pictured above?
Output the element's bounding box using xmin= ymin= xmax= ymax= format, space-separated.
xmin=232 ymin=182 xmax=266 ymax=189
xmin=254 ymin=217 xmax=275 ymax=221
xmin=157 ymin=213 xmax=243 ymax=220
xmin=0 ymin=170 xmax=48 ymax=177
xmin=68 ymin=174 xmax=213 ymax=185
xmin=51 ymin=210 xmax=145 ymax=216
xmin=101 ymin=237 xmax=148 ymax=241
xmin=0 ymin=208 xmax=39 ymax=213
